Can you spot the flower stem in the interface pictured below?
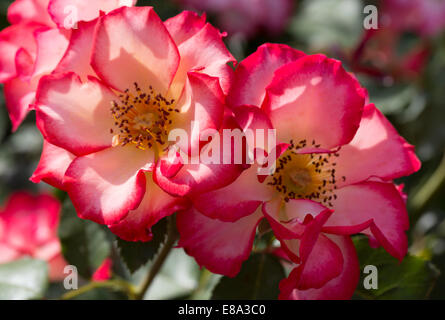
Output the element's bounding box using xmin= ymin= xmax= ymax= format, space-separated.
xmin=135 ymin=214 xmax=178 ymax=300
xmin=61 ymin=279 xmax=137 ymax=300
xmin=411 ymin=151 xmax=445 ymax=222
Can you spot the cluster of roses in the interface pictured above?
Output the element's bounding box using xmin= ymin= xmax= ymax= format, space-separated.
xmin=0 ymin=0 xmax=420 ymax=299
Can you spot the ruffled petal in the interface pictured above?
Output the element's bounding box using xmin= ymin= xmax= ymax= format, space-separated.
xmin=168 ymin=20 xmax=235 ymax=97
xmin=191 ymin=165 xmax=273 ymax=222
xmin=64 ymin=145 xmax=153 ymax=225
xmin=279 ymin=235 xmax=359 ymax=300
xmin=280 ymin=233 xmax=343 ymax=292
xmin=228 ymin=43 xmax=305 ymax=108
xmin=263 ymin=197 xmax=330 ymax=240
xmin=177 ymin=207 xmax=263 ymax=277
xmin=32 ymin=27 xmax=69 ymax=78
xmin=4 ymin=76 xmax=37 ymax=131
xmin=109 ymin=172 xmax=189 ymax=242
xmin=233 ymin=105 xmax=274 ymax=133
xmin=232 ymin=105 xmax=275 ymax=157
xmin=154 ymin=115 xmax=244 ymax=197
xmin=36 ymin=73 xmax=116 ymax=156
xmin=91 ymin=6 xmax=180 ymax=95
xmin=263 ymin=54 xmax=365 ymax=148
xmin=323 ymin=181 xmax=409 ymax=261
xmin=335 ymin=104 xmax=421 ymax=187
xmin=164 ymin=11 xmax=207 ymax=46
xmin=0 ymin=23 xmax=41 ymax=82
xmin=31 ymin=140 xmax=75 ymax=190
xmin=54 ymin=19 xmax=97 ymax=79
xmin=155 ymin=158 xmax=244 ymax=199
xmin=171 ymin=72 xmax=225 ymax=156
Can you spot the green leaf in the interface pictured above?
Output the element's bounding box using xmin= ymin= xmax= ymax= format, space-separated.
xmin=0 ymin=258 xmax=48 ymax=300
xmin=58 ymin=198 xmax=111 ymax=279
xmin=117 ymin=218 xmax=167 ymax=273
xmin=354 ymin=237 xmax=440 ymax=299
xmin=212 ymin=253 xmax=285 ymax=300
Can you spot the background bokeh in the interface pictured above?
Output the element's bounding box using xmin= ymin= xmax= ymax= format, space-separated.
xmin=1 ymin=0 xmax=445 ymax=299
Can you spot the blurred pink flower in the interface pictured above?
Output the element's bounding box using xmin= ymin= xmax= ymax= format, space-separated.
xmin=92 ymin=258 xmax=112 ymax=282
xmin=382 ymin=0 xmax=445 ymax=37
xmin=351 ymin=0 xmax=445 ymax=81
xmin=179 ymin=0 xmax=294 ymax=38
xmin=351 ymin=28 xmax=430 ymax=81
xmin=0 ymin=191 xmax=67 ymax=281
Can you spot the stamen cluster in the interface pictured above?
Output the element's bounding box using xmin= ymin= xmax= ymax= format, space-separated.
xmin=267 ymin=139 xmax=346 ymax=206
xmin=110 ymin=82 xmax=179 ymax=151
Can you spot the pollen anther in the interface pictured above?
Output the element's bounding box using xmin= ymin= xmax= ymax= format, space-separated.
xmin=266 ymin=139 xmax=342 ymax=206
xmin=109 ymin=82 xmax=176 ymax=153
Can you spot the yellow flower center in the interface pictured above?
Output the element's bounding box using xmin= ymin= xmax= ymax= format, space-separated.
xmin=110 ymin=82 xmax=179 ymax=154
xmin=266 ymin=139 xmax=345 ymax=207
xmin=289 ymin=168 xmax=312 ymax=191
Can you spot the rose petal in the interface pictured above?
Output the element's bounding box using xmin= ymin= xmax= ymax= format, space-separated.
xmin=4 ymin=76 xmax=37 ymax=131
xmin=32 ymin=27 xmax=70 ymax=78
xmin=0 ymin=23 xmax=41 ymax=82
xmin=31 ymin=140 xmax=75 ymax=190
xmin=263 ymin=54 xmax=365 ymax=148
xmin=335 ymin=104 xmax=421 ymax=187
xmin=280 ymin=233 xmax=343 ymax=293
xmin=279 ymin=235 xmax=359 ymax=300
xmin=109 ymin=172 xmax=189 ymax=242
xmin=54 ymin=19 xmax=97 ymax=79
xmin=91 ymin=6 xmax=180 ymax=95
xmin=323 ymin=181 xmax=409 ymax=261
xmin=164 ymin=10 xmax=207 ymax=46
xmin=36 ymin=73 xmax=117 ymax=156
xmin=192 ymin=165 xmax=273 ymax=222
xmin=228 ymin=43 xmax=305 ymax=108
xmin=64 ymin=145 xmax=153 ymax=225
xmin=168 ymin=21 xmax=235 ymax=98
xmin=263 ymin=197 xmax=330 ymax=240
xmin=177 ymin=207 xmax=263 ymax=277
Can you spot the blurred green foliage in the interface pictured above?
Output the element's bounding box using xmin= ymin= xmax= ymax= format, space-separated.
xmin=353 ymin=237 xmax=440 ymax=299
xmin=0 ymin=258 xmax=48 ymax=300
xmin=58 ymin=199 xmax=111 ymax=279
